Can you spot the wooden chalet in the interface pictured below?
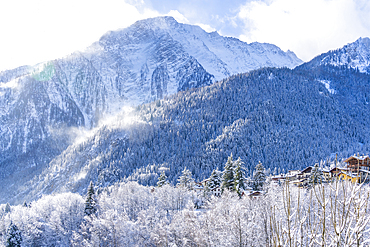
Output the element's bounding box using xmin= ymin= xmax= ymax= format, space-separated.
xmin=329 ymin=167 xmax=343 ymax=177
xmin=342 ymin=154 xmax=370 ymax=183
xmin=344 ymin=154 xmax=370 ymax=173
xmin=301 ymin=166 xmax=313 ymax=179
xmin=248 ymin=191 xmax=263 ymax=198
xmin=197 ymin=179 xmax=223 ymax=197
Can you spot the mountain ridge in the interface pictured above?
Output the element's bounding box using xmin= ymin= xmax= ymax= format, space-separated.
xmin=301 ymin=37 xmax=370 ymax=73
xmin=0 ymin=16 xmax=303 ymax=204
xmin=15 ymin=64 xmax=370 ymax=204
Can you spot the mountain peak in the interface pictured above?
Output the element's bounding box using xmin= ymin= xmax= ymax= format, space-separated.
xmin=300 ymin=37 xmax=370 ymax=74
xmin=0 ymin=16 xmax=303 ymax=203
xmin=132 ymin=16 xmax=178 ymax=30
xmin=354 ymin=37 xmax=370 ymax=45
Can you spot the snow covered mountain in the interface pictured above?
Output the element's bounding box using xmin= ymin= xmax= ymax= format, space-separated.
xmin=18 ymin=64 xmax=370 ymax=204
xmin=304 ymin=37 xmax=370 ymax=73
xmin=0 ymin=16 xmax=303 ymax=204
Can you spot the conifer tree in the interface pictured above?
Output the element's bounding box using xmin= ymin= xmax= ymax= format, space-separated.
xmin=251 ymin=161 xmax=266 ymax=191
xmin=5 ymin=203 xmax=11 ymax=214
xmin=84 ymin=181 xmax=97 ymax=217
xmin=222 ymin=153 xmax=235 ymax=192
xmin=177 ymin=167 xmax=194 ymax=190
xmin=6 ymin=222 xmax=22 ymax=247
xmin=233 ymin=157 xmax=246 ymax=197
xmin=157 ymin=171 xmax=168 ymax=187
xmin=207 ymin=168 xmax=222 ymax=190
xmin=309 ymin=163 xmax=324 ymax=186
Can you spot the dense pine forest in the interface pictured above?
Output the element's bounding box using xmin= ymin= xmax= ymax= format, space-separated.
xmin=15 ymin=64 xmax=370 ymax=203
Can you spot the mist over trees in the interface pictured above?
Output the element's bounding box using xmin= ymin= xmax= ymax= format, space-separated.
xmin=19 ymin=63 xmax=370 ymax=202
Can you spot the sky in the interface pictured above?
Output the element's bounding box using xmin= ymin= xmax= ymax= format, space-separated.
xmin=0 ymin=0 xmax=369 ymax=72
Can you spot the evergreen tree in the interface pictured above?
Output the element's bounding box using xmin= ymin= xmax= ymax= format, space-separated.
xmin=157 ymin=171 xmax=168 ymax=187
xmin=5 ymin=203 xmax=11 ymax=213
xmin=6 ymin=222 xmax=22 ymax=247
xmin=84 ymin=181 xmax=97 ymax=216
xmin=207 ymin=168 xmax=222 ymax=190
xmin=309 ymin=164 xmax=324 ymax=186
xmin=177 ymin=167 xmax=195 ymax=190
xmin=251 ymin=162 xmax=266 ymax=191
xmin=222 ymin=153 xmax=235 ymax=192
xmin=233 ymin=157 xmax=246 ymax=197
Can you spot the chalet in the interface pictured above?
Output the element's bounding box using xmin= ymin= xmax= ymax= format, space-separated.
xmin=248 ymin=191 xmax=263 ymax=198
xmin=193 ymin=182 xmax=204 ymax=193
xmin=196 ymin=179 xmax=222 ymax=197
xmin=322 ymin=168 xmax=331 ymax=181
xmin=299 ymin=166 xmax=326 ymax=182
xmin=211 ymin=187 xmax=222 ymax=197
xmin=343 ymin=154 xmax=370 ymax=183
xmin=338 ymin=172 xmax=360 ymax=183
xmin=288 ymin=170 xmax=301 ymax=177
xmin=291 ymin=179 xmax=308 ymax=187
xmin=300 ymin=166 xmax=314 ymax=179
xmin=271 ymin=174 xmax=287 ymax=183
xmin=344 ymin=154 xmax=370 ymax=173
xmin=329 ymin=167 xmax=344 ymax=177
xmin=359 ymin=169 xmax=370 ymax=182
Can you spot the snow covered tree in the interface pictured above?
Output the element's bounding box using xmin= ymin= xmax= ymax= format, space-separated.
xmin=84 ymin=181 xmax=97 ymax=216
xmin=251 ymin=162 xmax=266 ymax=191
xmin=157 ymin=171 xmax=168 ymax=187
xmin=207 ymin=168 xmax=222 ymax=190
xmin=233 ymin=157 xmax=246 ymax=197
xmin=222 ymin=153 xmax=235 ymax=192
xmin=309 ymin=163 xmax=324 ymax=186
xmin=204 ymin=168 xmax=222 ymax=198
xmin=177 ymin=167 xmax=195 ymax=190
xmin=6 ymin=222 xmax=22 ymax=247
xmin=5 ymin=203 xmax=11 ymax=213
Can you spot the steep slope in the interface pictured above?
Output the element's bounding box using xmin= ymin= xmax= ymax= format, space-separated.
xmin=16 ymin=65 xmax=370 ymax=204
xmin=302 ymin=37 xmax=370 ymax=73
xmin=0 ymin=16 xmax=303 ymax=203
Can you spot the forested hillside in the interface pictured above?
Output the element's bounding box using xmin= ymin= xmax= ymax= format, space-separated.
xmin=15 ymin=64 xmax=370 ymax=203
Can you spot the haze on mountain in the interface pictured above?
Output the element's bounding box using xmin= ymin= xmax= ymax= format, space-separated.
xmin=5 ymin=33 xmax=370 ymax=204
xmin=0 ymin=16 xmax=303 ymax=204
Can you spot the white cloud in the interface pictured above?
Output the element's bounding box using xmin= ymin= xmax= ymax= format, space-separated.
xmin=166 ymin=10 xmax=190 ymax=24
xmin=1 ymin=0 xmax=369 ymax=72
xmin=0 ymin=0 xmax=160 ymax=72
xmin=196 ymin=23 xmax=217 ymax=33
xmin=237 ymin=0 xmax=370 ymax=61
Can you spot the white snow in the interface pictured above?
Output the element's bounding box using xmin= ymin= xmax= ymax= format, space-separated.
xmin=0 ymin=77 xmax=20 ymax=90
xmin=318 ymin=80 xmax=336 ymax=94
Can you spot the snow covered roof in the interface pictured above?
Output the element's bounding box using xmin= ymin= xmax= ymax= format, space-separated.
xmin=193 ymin=183 xmax=203 ymax=189
xmin=301 ymin=166 xmax=330 ymax=174
xmin=271 ymin=175 xmax=288 ymax=180
xmin=248 ymin=191 xmax=263 ymax=197
xmin=330 ymin=167 xmax=349 ymax=173
xmin=360 ymin=169 xmax=370 ymax=174
xmin=344 ymin=155 xmax=370 ymax=163
xmin=301 ymin=166 xmax=313 ymax=173
xmin=210 ymin=186 xmax=221 ymax=191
